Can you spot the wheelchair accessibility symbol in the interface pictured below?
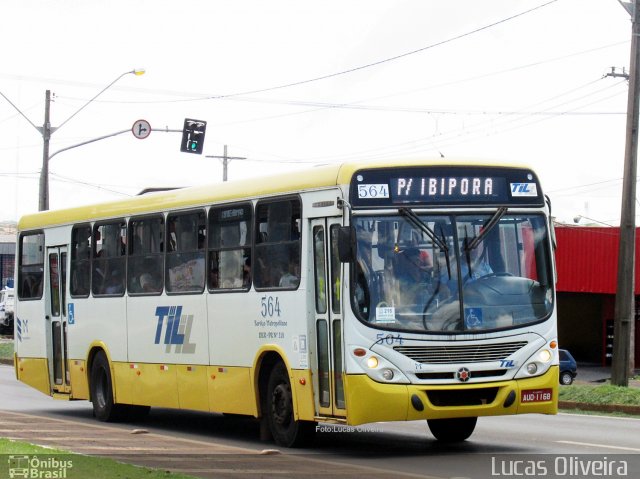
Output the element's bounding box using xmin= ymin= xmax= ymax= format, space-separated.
xmin=464 ymin=308 xmax=483 ymax=329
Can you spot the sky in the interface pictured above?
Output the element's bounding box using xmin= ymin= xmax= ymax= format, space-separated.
xmin=0 ymin=0 xmax=633 ymax=225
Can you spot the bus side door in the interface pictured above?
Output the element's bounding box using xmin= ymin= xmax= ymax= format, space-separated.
xmin=46 ymin=245 xmax=70 ymax=394
xmin=311 ymin=218 xmax=345 ymax=418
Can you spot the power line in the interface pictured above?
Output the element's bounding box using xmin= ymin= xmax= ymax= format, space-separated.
xmin=177 ymin=1 xmax=565 ymax=101
xmin=56 ymin=1 xmax=563 ymax=108
xmin=285 ymin=77 xmax=624 ymax=164
xmin=49 ymin=173 xmax=133 ymax=196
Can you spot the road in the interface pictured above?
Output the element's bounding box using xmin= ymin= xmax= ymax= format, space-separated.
xmin=1 ymin=364 xmax=639 ymax=479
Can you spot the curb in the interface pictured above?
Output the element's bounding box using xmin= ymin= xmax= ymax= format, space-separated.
xmin=559 ymin=400 xmax=640 ymax=415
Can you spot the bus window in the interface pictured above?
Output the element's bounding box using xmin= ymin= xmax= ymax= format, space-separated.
xmin=18 ymin=232 xmax=44 ymax=300
xmin=254 ymin=198 xmax=301 ymax=290
xmin=92 ymin=221 xmax=126 ymax=296
xmin=330 ymin=225 xmax=341 ymax=314
xmin=208 ymin=203 xmax=252 ymax=291
xmin=128 ymin=216 xmax=164 ymax=294
xmin=70 ymin=225 xmax=91 ymax=297
xmin=312 ymin=226 xmax=327 ymax=314
xmin=166 ymin=210 xmax=205 ymax=293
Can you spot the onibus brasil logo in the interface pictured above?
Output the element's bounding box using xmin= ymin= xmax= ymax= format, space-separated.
xmin=8 ymin=455 xmax=73 ymax=478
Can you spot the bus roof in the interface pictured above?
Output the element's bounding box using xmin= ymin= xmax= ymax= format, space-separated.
xmin=18 ymin=158 xmax=527 ymax=230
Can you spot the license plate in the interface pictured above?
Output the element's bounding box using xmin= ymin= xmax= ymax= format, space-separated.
xmin=521 ymin=388 xmax=552 ymax=403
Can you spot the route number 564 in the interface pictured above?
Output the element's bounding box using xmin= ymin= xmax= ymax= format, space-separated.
xmin=261 ymin=296 xmax=281 ymax=317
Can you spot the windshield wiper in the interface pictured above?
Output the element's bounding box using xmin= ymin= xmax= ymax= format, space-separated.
xmin=399 ymin=208 xmax=448 ymax=253
xmin=463 ymin=206 xmax=508 ymax=252
xmin=399 ymin=208 xmax=451 ymax=276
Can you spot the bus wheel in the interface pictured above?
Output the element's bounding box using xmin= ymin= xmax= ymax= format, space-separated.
xmin=427 ymin=417 xmax=477 ymax=442
xmin=266 ymin=362 xmax=315 ymax=447
xmin=90 ymin=351 xmax=125 ymax=422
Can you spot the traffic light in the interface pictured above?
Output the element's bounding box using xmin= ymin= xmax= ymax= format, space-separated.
xmin=180 ymin=118 xmax=207 ymax=154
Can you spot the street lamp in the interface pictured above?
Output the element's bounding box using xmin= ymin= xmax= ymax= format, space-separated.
xmin=0 ymin=68 xmax=145 ymax=211
xmin=38 ymin=68 xmax=145 ymax=211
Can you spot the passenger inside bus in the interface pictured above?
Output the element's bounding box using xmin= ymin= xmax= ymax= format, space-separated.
xmin=393 ymin=247 xmax=432 ymax=307
xmin=71 ymin=232 xmax=91 ymax=296
xmin=167 ymin=214 xmax=205 ymax=292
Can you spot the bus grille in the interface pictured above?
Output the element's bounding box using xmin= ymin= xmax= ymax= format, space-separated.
xmin=393 ymin=341 xmax=528 ymax=364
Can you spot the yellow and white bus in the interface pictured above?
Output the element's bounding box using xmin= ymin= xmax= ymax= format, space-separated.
xmin=14 ymin=160 xmax=558 ymax=446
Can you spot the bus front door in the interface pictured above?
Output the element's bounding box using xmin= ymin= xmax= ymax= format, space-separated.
xmin=46 ymin=246 xmax=70 ymax=394
xmin=311 ymin=219 xmax=346 ymax=418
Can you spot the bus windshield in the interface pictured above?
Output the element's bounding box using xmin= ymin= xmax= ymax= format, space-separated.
xmin=352 ymin=211 xmax=553 ymax=333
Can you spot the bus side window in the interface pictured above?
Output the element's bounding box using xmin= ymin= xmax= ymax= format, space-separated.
xmin=92 ymin=221 xmax=126 ymax=296
xmin=128 ymin=216 xmax=164 ymax=294
xmin=254 ymin=198 xmax=301 ymax=290
xmin=208 ymin=203 xmax=252 ymax=291
xmin=70 ymin=224 xmax=91 ymax=297
xmin=166 ymin=210 xmax=206 ymax=293
xmin=18 ymin=232 xmax=45 ymax=300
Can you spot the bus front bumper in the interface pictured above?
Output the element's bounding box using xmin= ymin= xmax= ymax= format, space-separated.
xmin=344 ymin=366 xmax=558 ymax=426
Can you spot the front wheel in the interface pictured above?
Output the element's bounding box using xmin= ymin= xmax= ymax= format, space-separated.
xmin=427 ymin=417 xmax=477 ymax=442
xmin=266 ymin=362 xmax=315 ymax=447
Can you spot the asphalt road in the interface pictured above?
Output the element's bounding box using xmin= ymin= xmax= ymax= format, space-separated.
xmin=1 ymin=364 xmax=639 ymax=479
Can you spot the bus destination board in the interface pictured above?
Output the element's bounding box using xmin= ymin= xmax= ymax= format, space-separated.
xmin=350 ymin=166 xmax=543 ymax=208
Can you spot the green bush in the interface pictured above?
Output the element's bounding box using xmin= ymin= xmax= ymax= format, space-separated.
xmin=559 ymin=384 xmax=640 ymax=406
xmin=0 ymin=342 xmax=13 ymax=361
xmin=0 ymin=439 xmax=197 ymax=479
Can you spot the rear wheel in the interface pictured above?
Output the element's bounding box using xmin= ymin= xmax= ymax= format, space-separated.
xmin=427 ymin=417 xmax=477 ymax=442
xmin=266 ymin=362 xmax=315 ymax=447
xmin=90 ymin=351 xmax=127 ymax=422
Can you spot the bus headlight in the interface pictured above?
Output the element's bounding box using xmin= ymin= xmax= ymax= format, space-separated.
xmin=350 ymin=345 xmax=409 ymax=384
xmin=516 ymin=345 xmax=556 ymax=379
xmin=537 ymin=349 xmax=552 ymax=363
xmin=381 ymin=369 xmax=395 ymax=381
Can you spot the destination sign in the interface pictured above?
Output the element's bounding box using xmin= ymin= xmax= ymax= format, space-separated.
xmin=391 ymin=176 xmax=506 ymax=203
xmin=349 ymin=166 xmax=544 ymax=208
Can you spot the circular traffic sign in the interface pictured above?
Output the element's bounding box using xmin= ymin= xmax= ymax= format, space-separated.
xmin=132 ymin=119 xmax=151 ymax=139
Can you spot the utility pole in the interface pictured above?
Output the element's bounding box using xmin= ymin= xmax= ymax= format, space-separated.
xmin=206 ymin=145 xmax=246 ymax=182
xmin=611 ymin=0 xmax=640 ymax=386
xmin=37 ymin=90 xmax=53 ymax=211
xmin=605 ymin=66 xmax=629 ymax=80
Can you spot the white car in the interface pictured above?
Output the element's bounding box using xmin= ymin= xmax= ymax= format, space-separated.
xmin=0 ymin=288 xmax=15 ymax=334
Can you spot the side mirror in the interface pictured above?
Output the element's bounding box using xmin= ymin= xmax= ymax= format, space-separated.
xmin=337 ymin=226 xmax=357 ymax=263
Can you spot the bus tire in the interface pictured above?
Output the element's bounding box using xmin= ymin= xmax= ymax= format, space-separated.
xmin=427 ymin=417 xmax=477 ymax=442
xmin=90 ymin=351 xmax=125 ymax=422
xmin=266 ymin=362 xmax=315 ymax=447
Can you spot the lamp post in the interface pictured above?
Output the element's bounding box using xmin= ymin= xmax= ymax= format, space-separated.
xmin=0 ymin=68 xmax=145 ymax=211
xmin=37 ymin=68 xmax=145 ymax=211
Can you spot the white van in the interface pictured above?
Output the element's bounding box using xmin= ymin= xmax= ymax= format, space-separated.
xmin=0 ymin=288 xmax=15 ymax=334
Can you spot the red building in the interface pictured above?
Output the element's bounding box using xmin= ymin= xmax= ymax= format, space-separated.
xmin=555 ymin=226 xmax=640 ymax=365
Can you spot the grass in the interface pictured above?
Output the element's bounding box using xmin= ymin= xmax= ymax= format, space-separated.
xmin=0 ymin=438 xmax=198 ymax=479
xmin=0 ymin=341 xmax=13 ymax=361
xmin=558 ymin=383 xmax=640 ymax=406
